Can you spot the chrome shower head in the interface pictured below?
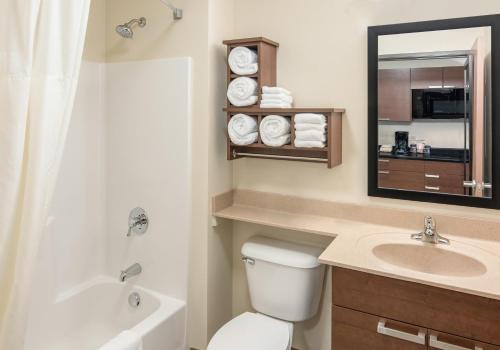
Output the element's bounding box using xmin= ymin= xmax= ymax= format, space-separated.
xmin=116 ymin=17 xmax=147 ymax=39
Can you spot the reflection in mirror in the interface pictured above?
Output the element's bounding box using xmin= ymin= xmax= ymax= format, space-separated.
xmin=377 ymin=27 xmax=492 ymax=197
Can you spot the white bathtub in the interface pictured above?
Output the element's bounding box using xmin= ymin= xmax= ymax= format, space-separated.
xmin=25 ymin=276 xmax=186 ymax=350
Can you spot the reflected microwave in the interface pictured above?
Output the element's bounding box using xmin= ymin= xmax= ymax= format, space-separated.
xmin=412 ymin=88 xmax=466 ymax=119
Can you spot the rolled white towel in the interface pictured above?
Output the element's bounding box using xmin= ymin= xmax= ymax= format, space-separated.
xmin=262 ymin=86 xmax=291 ymax=95
xmin=228 ymin=114 xmax=258 ymax=145
xmin=260 ymin=102 xmax=292 ymax=109
xmin=294 ymin=140 xmax=326 ymax=148
xmin=99 ymin=331 xmax=143 ymax=350
xmin=227 ymin=77 xmax=258 ymax=107
xmin=228 ymin=46 xmax=258 ymax=75
xmin=261 ymin=94 xmax=294 ymax=104
xmin=295 ymin=130 xmax=326 ymax=142
xmin=294 ymin=113 xmax=326 ymax=124
xmin=260 ymin=115 xmax=291 ymax=147
xmin=294 ymin=123 xmax=326 ymax=131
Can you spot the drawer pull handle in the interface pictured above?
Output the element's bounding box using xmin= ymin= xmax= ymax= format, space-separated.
xmin=429 ymin=334 xmax=482 ymax=350
xmin=425 ymin=186 xmax=440 ymax=191
xmin=379 ymin=118 xmax=391 ymax=121
xmin=425 ymin=174 xmax=440 ymax=179
xmin=378 ymin=171 xmax=390 ymax=174
xmin=377 ymin=319 xmax=426 ymax=345
xmin=429 ymin=85 xmax=443 ymax=88
xmin=378 ymin=159 xmax=390 ymax=163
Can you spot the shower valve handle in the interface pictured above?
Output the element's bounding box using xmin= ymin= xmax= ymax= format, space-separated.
xmin=126 ymin=208 xmax=149 ymax=237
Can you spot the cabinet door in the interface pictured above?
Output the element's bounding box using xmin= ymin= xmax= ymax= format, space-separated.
xmin=378 ymin=69 xmax=412 ymax=121
xmin=429 ymin=331 xmax=500 ymax=350
xmin=332 ymin=306 xmax=427 ymax=350
xmin=443 ymin=66 xmax=465 ymax=88
xmin=411 ymin=68 xmax=443 ymax=89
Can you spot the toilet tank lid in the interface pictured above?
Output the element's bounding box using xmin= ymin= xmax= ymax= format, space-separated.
xmin=241 ymin=236 xmax=323 ymax=269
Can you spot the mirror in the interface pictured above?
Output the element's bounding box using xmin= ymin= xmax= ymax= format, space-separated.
xmin=368 ymin=15 xmax=500 ymax=208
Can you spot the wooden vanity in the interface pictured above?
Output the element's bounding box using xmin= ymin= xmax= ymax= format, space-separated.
xmin=331 ymin=267 xmax=500 ymax=350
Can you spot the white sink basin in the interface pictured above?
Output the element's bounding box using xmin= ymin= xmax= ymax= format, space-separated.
xmin=371 ymin=243 xmax=486 ymax=277
xmin=356 ymin=233 xmax=495 ymax=278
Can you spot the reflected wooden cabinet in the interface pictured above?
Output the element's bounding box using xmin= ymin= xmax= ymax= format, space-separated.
xmin=410 ymin=67 xmax=465 ymax=89
xmin=443 ymin=66 xmax=465 ymax=88
xmin=411 ymin=68 xmax=443 ymax=89
xmin=378 ymin=69 xmax=412 ymax=121
xmin=378 ymin=158 xmax=466 ymax=195
xmin=332 ymin=268 xmax=500 ymax=350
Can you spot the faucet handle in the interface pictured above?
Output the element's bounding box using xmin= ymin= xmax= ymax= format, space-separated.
xmin=424 ymin=216 xmax=436 ymax=230
xmin=126 ymin=207 xmax=149 ymax=237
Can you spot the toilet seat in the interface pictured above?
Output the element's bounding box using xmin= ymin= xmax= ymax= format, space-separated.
xmin=207 ymin=312 xmax=291 ymax=350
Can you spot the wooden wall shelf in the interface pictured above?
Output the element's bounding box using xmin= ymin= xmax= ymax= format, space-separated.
xmin=224 ymin=37 xmax=279 ymax=108
xmin=225 ymin=107 xmax=345 ymax=168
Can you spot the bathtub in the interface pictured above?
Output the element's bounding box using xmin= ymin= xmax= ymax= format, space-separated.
xmin=25 ymin=276 xmax=186 ymax=350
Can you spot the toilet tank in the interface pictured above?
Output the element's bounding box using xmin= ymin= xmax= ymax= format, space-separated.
xmin=241 ymin=236 xmax=326 ymax=322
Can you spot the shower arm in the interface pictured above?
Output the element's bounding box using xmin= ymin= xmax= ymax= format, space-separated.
xmin=160 ymin=0 xmax=183 ymax=20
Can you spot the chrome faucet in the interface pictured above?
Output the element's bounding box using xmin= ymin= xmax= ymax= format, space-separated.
xmin=411 ymin=216 xmax=450 ymax=245
xmin=119 ymin=263 xmax=142 ymax=282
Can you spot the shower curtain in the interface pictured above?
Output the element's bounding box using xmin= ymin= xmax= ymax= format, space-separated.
xmin=0 ymin=0 xmax=90 ymax=348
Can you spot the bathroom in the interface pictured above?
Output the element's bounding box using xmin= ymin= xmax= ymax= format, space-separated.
xmin=1 ymin=0 xmax=500 ymax=349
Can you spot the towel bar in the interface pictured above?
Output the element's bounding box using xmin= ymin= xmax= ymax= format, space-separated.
xmin=233 ymin=151 xmax=328 ymax=163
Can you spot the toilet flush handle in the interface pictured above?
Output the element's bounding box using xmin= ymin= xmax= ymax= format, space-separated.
xmin=241 ymin=256 xmax=255 ymax=265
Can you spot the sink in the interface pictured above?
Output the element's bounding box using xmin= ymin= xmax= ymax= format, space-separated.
xmin=372 ymin=243 xmax=487 ymax=277
xmin=356 ymin=233 xmax=492 ymax=278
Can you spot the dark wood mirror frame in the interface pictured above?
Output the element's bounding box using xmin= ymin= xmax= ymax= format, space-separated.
xmin=368 ymin=14 xmax=500 ymax=209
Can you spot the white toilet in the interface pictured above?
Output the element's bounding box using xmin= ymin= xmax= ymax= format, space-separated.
xmin=207 ymin=236 xmax=325 ymax=350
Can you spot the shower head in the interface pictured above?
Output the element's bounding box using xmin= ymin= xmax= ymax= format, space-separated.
xmin=116 ymin=17 xmax=147 ymax=39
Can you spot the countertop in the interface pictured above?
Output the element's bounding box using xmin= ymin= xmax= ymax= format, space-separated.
xmin=378 ymin=147 xmax=469 ymax=163
xmin=213 ymin=189 xmax=500 ymax=301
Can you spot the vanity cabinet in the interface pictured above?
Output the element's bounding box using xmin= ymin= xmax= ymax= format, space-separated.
xmin=332 ymin=267 xmax=500 ymax=350
xmin=378 ymin=69 xmax=412 ymax=121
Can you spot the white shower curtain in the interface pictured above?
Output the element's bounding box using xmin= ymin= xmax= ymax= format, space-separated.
xmin=0 ymin=0 xmax=90 ymax=348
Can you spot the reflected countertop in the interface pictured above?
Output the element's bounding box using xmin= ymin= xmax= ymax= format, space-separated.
xmin=379 ymin=147 xmax=469 ymax=163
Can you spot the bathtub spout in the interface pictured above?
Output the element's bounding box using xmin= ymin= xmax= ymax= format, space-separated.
xmin=119 ymin=263 xmax=142 ymax=282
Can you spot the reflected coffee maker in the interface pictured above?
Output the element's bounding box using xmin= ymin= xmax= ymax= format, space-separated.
xmin=395 ymin=131 xmax=409 ymax=154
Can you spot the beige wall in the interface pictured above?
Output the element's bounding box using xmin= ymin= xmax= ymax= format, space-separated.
xmin=229 ymin=1 xmax=500 ymax=349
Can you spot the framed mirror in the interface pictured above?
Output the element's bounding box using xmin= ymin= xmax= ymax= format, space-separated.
xmin=368 ymin=14 xmax=500 ymax=208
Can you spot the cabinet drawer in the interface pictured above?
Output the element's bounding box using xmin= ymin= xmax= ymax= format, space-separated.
xmin=333 ymin=306 xmax=427 ymax=350
xmin=425 ymin=174 xmax=465 ymax=195
xmin=378 ymin=158 xmax=425 ymax=172
xmin=425 ymin=161 xmax=465 ymax=176
xmin=429 ymin=330 xmax=500 ymax=350
xmin=332 ymin=267 xmax=500 ymax=345
xmin=379 ymin=170 xmax=424 ymax=191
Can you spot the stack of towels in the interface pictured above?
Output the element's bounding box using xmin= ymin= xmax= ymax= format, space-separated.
xmin=260 ymin=86 xmax=294 ymax=109
xmin=228 ymin=114 xmax=258 ymax=145
xmin=227 ymin=77 xmax=258 ymax=107
xmin=294 ymin=113 xmax=327 ymax=148
xmin=260 ymin=115 xmax=291 ymax=147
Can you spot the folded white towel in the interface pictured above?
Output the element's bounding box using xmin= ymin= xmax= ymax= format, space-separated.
xmin=294 ymin=140 xmax=326 ymax=148
xmin=294 ymin=113 xmax=326 ymax=124
xmin=262 ymin=86 xmax=291 ymax=95
xmin=260 ymin=102 xmax=292 ymax=109
xmin=261 ymin=94 xmax=294 ymax=104
xmin=260 ymin=97 xmax=294 ymax=105
xmin=228 ymin=46 xmax=258 ymax=75
xmin=260 ymin=115 xmax=291 ymax=147
xmin=228 ymin=114 xmax=258 ymax=145
xmin=294 ymin=123 xmax=326 ymax=131
xmin=295 ymin=130 xmax=326 ymax=142
xmin=227 ymin=77 xmax=258 ymax=107
xmin=99 ymin=331 xmax=143 ymax=350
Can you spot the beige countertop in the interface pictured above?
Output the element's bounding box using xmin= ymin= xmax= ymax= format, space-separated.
xmin=213 ymin=190 xmax=500 ymax=301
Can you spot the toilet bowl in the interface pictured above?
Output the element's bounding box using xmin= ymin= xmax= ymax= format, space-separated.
xmin=207 ymin=312 xmax=292 ymax=350
xmin=207 ymin=236 xmax=325 ymax=350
